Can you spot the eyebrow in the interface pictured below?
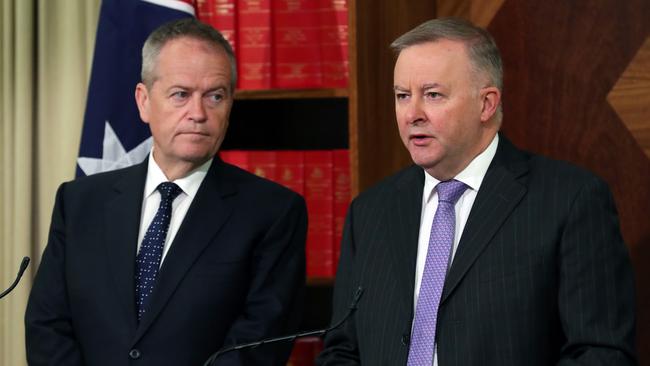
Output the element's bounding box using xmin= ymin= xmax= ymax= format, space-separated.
xmin=166 ymin=85 xmax=229 ymax=94
xmin=206 ymin=86 xmax=228 ymax=93
xmin=210 ymin=86 xmax=232 ymax=97
xmin=393 ymin=83 xmax=443 ymax=92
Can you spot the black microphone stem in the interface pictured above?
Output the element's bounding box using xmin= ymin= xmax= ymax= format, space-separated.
xmin=203 ymin=286 xmax=363 ymax=366
xmin=0 ymin=257 xmax=30 ymax=300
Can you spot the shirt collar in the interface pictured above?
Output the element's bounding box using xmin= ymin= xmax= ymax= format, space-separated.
xmin=423 ymin=134 xmax=499 ymax=203
xmin=144 ymin=150 xmax=213 ymax=199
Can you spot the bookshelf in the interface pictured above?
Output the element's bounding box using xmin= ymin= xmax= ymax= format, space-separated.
xmin=228 ymin=0 xmax=437 ymax=192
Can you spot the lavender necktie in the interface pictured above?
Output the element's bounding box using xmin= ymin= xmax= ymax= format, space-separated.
xmin=135 ymin=182 xmax=182 ymax=321
xmin=407 ymin=179 xmax=468 ymax=366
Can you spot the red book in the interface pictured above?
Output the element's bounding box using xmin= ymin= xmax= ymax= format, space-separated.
xmin=195 ymin=0 xmax=212 ymax=20
xmin=276 ymin=150 xmax=305 ymax=195
xmin=304 ymin=151 xmax=334 ymax=278
xmin=249 ymin=150 xmax=277 ymax=181
xmin=332 ymin=149 xmax=350 ymax=268
xmin=319 ymin=0 xmax=349 ymax=87
xmin=287 ymin=337 xmax=324 ymax=366
xmin=196 ymin=0 xmax=237 ymax=52
xmin=237 ymin=0 xmax=272 ymax=89
xmin=220 ymin=150 xmax=250 ymax=171
xmin=273 ymin=0 xmax=323 ymax=88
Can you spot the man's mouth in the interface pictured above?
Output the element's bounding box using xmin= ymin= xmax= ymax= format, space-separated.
xmin=410 ymin=134 xmax=433 ymax=146
xmin=178 ymin=131 xmax=209 ymax=136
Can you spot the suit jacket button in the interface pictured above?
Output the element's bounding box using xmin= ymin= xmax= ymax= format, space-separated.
xmin=129 ymin=349 xmax=141 ymax=359
xmin=401 ymin=334 xmax=410 ymax=346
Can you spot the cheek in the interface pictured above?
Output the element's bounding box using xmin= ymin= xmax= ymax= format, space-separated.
xmin=394 ymin=106 xmax=409 ymax=128
xmin=152 ymin=118 xmax=176 ymax=137
xmin=208 ymin=110 xmax=230 ymax=129
xmin=396 ymin=119 xmax=410 ymax=143
xmin=424 ymin=104 xmax=450 ymax=120
xmin=394 ymin=103 xmax=408 ymax=122
xmin=426 ymin=105 xmax=463 ymax=133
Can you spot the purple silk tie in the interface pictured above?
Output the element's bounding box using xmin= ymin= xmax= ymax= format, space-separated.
xmin=135 ymin=182 xmax=182 ymax=321
xmin=407 ymin=179 xmax=468 ymax=366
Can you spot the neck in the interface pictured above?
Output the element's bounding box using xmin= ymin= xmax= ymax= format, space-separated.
xmin=153 ymin=153 xmax=210 ymax=181
xmin=425 ymin=130 xmax=497 ymax=181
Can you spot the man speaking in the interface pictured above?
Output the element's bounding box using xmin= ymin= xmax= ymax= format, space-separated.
xmin=317 ymin=17 xmax=636 ymax=366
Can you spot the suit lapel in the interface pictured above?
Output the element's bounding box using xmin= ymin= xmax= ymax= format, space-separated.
xmin=134 ymin=159 xmax=236 ymax=342
xmin=104 ymin=161 xmax=148 ymax=329
xmin=441 ymin=136 xmax=529 ymax=304
xmin=388 ymin=165 xmax=424 ymax=315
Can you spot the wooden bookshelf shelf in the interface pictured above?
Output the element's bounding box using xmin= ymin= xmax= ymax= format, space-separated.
xmin=234 ymin=88 xmax=348 ymax=100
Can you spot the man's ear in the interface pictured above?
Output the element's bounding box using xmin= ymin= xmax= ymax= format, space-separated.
xmin=135 ymin=82 xmax=151 ymax=124
xmin=480 ymin=86 xmax=501 ymax=123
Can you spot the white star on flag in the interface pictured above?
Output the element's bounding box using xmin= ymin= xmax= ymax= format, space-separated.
xmin=77 ymin=121 xmax=152 ymax=175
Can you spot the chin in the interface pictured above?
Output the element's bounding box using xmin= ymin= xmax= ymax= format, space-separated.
xmin=176 ymin=151 xmax=214 ymax=165
xmin=410 ymin=152 xmax=442 ymax=170
xmin=178 ymin=144 xmax=218 ymax=158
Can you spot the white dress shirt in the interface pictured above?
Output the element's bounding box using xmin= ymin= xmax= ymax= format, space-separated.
xmin=412 ymin=134 xmax=499 ymax=366
xmin=136 ymin=152 xmax=212 ymax=266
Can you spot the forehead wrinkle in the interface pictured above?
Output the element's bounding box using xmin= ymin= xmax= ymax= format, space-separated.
xmin=422 ymin=83 xmax=442 ymax=89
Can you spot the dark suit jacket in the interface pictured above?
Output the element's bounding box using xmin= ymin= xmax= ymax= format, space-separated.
xmin=25 ymin=157 xmax=307 ymax=366
xmin=317 ymin=136 xmax=636 ymax=365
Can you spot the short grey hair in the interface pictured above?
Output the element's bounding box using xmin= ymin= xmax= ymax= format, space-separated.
xmin=391 ymin=17 xmax=503 ymax=92
xmin=141 ymin=18 xmax=237 ymax=92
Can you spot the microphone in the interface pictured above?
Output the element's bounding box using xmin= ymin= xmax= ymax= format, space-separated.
xmin=202 ymin=286 xmax=364 ymax=366
xmin=0 ymin=256 xmax=30 ymax=300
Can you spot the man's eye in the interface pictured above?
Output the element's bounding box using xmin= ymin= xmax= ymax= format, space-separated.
xmin=426 ymin=91 xmax=442 ymax=99
xmin=395 ymin=93 xmax=409 ymax=100
xmin=171 ymin=91 xmax=189 ymax=99
xmin=209 ymin=93 xmax=224 ymax=102
xmin=205 ymin=92 xmax=227 ymax=105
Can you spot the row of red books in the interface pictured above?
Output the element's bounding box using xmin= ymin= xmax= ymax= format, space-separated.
xmin=287 ymin=336 xmax=324 ymax=366
xmin=195 ymin=0 xmax=349 ymax=90
xmin=220 ymin=149 xmax=350 ymax=278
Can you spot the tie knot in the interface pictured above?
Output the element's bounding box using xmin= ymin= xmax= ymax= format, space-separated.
xmin=436 ymin=179 xmax=467 ymax=204
xmin=157 ymin=182 xmax=182 ymax=203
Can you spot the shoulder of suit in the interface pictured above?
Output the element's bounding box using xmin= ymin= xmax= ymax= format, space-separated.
xmin=498 ymin=149 xmax=611 ymax=204
xmin=488 ymin=136 xmax=603 ymax=186
xmin=527 ymin=153 xmax=605 ymax=185
xmin=352 ymin=164 xmax=422 ymax=204
xmin=61 ymin=163 xmax=142 ymax=192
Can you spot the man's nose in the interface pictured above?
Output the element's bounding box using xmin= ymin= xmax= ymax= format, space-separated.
xmin=188 ymin=94 xmax=207 ymax=122
xmin=404 ymin=98 xmax=425 ymax=125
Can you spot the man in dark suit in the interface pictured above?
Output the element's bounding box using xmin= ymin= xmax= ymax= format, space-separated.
xmin=25 ymin=18 xmax=307 ymax=366
xmin=317 ymin=18 xmax=636 ymax=365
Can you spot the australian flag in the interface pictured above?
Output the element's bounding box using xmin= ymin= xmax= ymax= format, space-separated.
xmin=77 ymin=0 xmax=195 ymax=176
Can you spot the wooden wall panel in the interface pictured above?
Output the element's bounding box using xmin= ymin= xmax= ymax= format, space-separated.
xmin=608 ymin=36 xmax=650 ymax=159
xmin=439 ymin=0 xmax=650 ymax=363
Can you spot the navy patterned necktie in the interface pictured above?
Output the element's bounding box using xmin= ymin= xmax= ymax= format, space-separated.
xmin=135 ymin=182 xmax=182 ymax=321
xmin=407 ymin=179 xmax=468 ymax=365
